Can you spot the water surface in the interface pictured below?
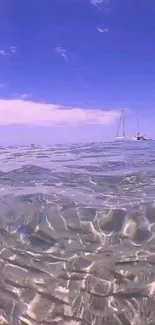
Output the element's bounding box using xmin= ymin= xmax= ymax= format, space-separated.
xmin=0 ymin=141 xmax=155 ymax=325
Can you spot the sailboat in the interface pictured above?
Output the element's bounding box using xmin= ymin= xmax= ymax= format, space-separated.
xmin=115 ymin=109 xmax=152 ymax=141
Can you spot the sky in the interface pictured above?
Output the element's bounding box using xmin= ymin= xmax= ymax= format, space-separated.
xmin=0 ymin=0 xmax=155 ymax=144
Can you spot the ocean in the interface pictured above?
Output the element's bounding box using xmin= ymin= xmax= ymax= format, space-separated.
xmin=0 ymin=141 xmax=155 ymax=325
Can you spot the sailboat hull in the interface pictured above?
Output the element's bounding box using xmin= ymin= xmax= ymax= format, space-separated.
xmin=116 ymin=136 xmax=137 ymax=141
xmin=115 ymin=136 xmax=152 ymax=142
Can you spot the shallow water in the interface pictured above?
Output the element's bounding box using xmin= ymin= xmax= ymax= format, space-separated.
xmin=1 ymin=141 xmax=155 ymax=324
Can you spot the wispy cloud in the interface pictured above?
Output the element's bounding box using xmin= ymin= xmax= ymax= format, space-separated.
xmin=0 ymin=99 xmax=120 ymax=126
xmin=20 ymin=93 xmax=32 ymax=100
xmin=55 ymin=47 xmax=68 ymax=63
xmin=90 ymin=0 xmax=104 ymax=6
xmin=90 ymin=0 xmax=110 ymax=10
xmin=96 ymin=27 xmax=108 ymax=33
xmin=0 ymin=50 xmax=7 ymax=56
xmin=0 ymin=46 xmax=17 ymax=57
xmin=9 ymin=46 xmax=17 ymax=54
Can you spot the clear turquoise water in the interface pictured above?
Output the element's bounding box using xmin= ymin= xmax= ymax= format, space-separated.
xmin=0 ymin=142 xmax=155 ymax=324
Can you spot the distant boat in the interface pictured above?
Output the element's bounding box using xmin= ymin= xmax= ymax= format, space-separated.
xmin=115 ymin=109 xmax=152 ymax=141
xmin=31 ymin=144 xmax=35 ymax=149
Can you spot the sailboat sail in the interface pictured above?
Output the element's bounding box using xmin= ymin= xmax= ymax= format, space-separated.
xmin=116 ymin=109 xmax=126 ymax=140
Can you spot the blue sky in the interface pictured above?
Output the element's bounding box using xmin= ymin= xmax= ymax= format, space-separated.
xmin=0 ymin=0 xmax=155 ymax=144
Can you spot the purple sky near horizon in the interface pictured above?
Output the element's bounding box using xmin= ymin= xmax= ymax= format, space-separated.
xmin=0 ymin=0 xmax=155 ymax=144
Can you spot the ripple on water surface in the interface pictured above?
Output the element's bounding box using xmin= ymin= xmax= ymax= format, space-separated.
xmin=0 ymin=142 xmax=155 ymax=324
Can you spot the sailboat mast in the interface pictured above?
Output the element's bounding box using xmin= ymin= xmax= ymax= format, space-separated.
xmin=122 ymin=109 xmax=125 ymax=137
xmin=116 ymin=110 xmax=123 ymax=137
xmin=136 ymin=111 xmax=139 ymax=134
